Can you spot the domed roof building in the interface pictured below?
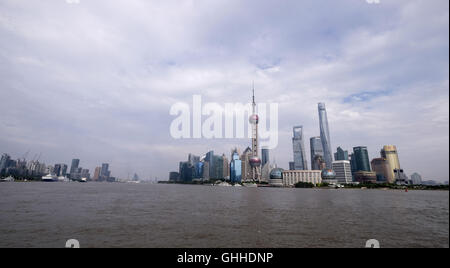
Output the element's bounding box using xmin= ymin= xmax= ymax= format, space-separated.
xmin=269 ymin=168 xmax=284 ymax=187
xmin=321 ymin=169 xmax=336 ymax=180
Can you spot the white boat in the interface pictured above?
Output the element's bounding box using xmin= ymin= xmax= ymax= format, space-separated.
xmin=42 ymin=174 xmax=58 ymax=182
xmin=1 ymin=176 xmax=15 ymax=182
xmin=216 ymin=181 xmax=232 ymax=187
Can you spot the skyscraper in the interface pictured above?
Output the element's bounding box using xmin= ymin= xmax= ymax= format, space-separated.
xmin=230 ymin=149 xmax=242 ymax=183
xmin=371 ymin=158 xmax=393 ymax=183
xmin=353 ymin=146 xmax=371 ymax=172
xmin=241 ymin=147 xmax=252 ymax=181
xmin=69 ymin=159 xmax=80 ymax=176
xmin=381 ymin=145 xmax=402 ymax=182
xmin=410 ymin=172 xmax=423 ymax=185
xmin=292 ymin=126 xmax=308 ymax=170
xmin=318 ymin=103 xmax=333 ymax=168
xmin=334 ymin=147 xmax=349 ymax=161
xmin=93 ymin=167 xmax=101 ymax=181
xmin=310 ymin=136 xmax=323 ymax=170
xmin=100 ymin=163 xmax=110 ymax=181
xmin=261 ymin=147 xmax=270 ymax=167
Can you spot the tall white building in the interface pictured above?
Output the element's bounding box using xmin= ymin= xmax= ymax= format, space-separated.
xmin=332 ymin=160 xmax=353 ymax=184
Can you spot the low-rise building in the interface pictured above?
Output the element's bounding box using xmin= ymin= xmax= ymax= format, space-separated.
xmin=282 ymin=170 xmax=322 ymax=187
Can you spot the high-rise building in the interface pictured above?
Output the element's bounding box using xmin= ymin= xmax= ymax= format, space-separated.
xmin=349 ymin=153 xmax=357 ymax=174
xmin=289 ymin=162 xmax=295 ymax=170
xmin=81 ymin=169 xmax=90 ymax=180
xmin=310 ymin=137 xmax=323 ymax=170
xmin=230 ymin=149 xmax=242 ymax=183
xmin=69 ymin=159 xmax=80 ymax=178
xmin=334 ymin=147 xmax=349 ymax=161
xmin=0 ymin=153 xmax=11 ymax=173
xmin=353 ymin=146 xmax=371 ymax=172
xmin=100 ymin=163 xmax=110 ymax=181
xmin=292 ymin=126 xmax=308 ymax=170
xmin=381 ymin=145 xmax=402 ymax=182
xmin=318 ymin=103 xmax=333 ymax=168
xmin=93 ymin=167 xmax=101 ymax=181
xmin=202 ymin=161 xmax=210 ymax=180
xmin=205 ymin=151 xmax=214 ymax=179
xmin=241 ymin=147 xmax=253 ymax=181
xmin=410 ymin=172 xmax=423 ymax=185
xmin=222 ymin=154 xmax=229 ymax=179
xmin=371 ymin=158 xmax=393 ymax=183
xmin=179 ymin=161 xmax=195 ymax=182
xmin=332 ymin=160 xmax=353 ymax=184
xmin=261 ymin=147 xmax=270 ymax=167
xmin=312 ymin=155 xmax=326 ymax=171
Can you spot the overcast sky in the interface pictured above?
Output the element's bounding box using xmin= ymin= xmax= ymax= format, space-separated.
xmin=0 ymin=0 xmax=448 ymax=181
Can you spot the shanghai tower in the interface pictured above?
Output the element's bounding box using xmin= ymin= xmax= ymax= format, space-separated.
xmin=318 ymin=103 xmax=333 ymax=168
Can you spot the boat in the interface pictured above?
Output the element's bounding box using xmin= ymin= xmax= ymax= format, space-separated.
xmin=216 ymin=181 xmax=232 ymax=187
xmin=0 ymin=176 xmax=15 ymax=182
xmin=243 ymin=182 xmax=258 ymax=188
xmin=42 ymin=174 xmax=58 ymax=182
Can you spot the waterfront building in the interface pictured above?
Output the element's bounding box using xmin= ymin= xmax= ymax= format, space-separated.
xmin=169 ymin=172 xmax=180 ymax=182
xmin=310 ymin=137 xmax=323 ymax=170
xmin=93 ymin=167 xmax=101 ymax=181
xmin=371 ymin=158 xmax=393 ymax=183
xmin=100 ymin=163 xmax=111 ymax=181
xmin=202 ymin=161 xmax=210 ymax=180
xmin=410 ymin=172 xmax=423 ymax=185
xmin=318 ymin=103 xmax=333 ymax=168
xmin=353 ymin=171 xmax=377 ymax=183
xmin=289 ymin=161 xmax=295 ymax=170
xmin=81 ymin=169 xmax=90 ymax=180
xmin=332 ymin=160 xmax=353 ymax=184
xmin=334 ymin=147 xmax=349 ymax=161
xmin=381 ymin=145 xmax=402 ymax=182
xmin=269 ymin=168 xmax=284 ymax=187
xmin=230 ymin=149 xmax=242 ymax=183
xmin=282 ymin=170 xmax=322 ymax=187
xmin=241 ymin=147 xmax=252 ymax=181
xmin=292 ymin=126 xmax=308 ymax=170
xmin=353 ymin=146 xmax=371 ymax=172
xmin=69 ymin=159 xmax=80 ymax=178
xmin=261 ymin=147 xmax=270 ymax=167
xmin=312 ymin=155 xmax=326 ymax=171
xmin=179 ymin=161 xmax=195 ymax=182
xmin=222 ymin=154 xmax=229 ymax=180
xmin=205 ymin=151 xmax=214 ymax=179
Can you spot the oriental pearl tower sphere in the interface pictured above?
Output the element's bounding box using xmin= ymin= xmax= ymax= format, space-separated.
xmin=249 ymin=84 xmax=262 ymax=182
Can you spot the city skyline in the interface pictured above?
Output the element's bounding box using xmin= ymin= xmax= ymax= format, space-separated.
xmin=0 ymin=0 xmax=448 ymax=182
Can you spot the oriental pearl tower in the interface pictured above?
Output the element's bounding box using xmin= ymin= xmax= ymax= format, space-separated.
xmin=249 ymin=84 xmax=262 ymax=182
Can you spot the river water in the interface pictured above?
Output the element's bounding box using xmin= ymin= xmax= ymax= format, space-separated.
xmin=0 ymin=182 xmax=448 ymax=248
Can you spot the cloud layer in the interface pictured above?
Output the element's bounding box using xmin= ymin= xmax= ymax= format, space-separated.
xmin=0 ymin=0 xmax=448 ymax=181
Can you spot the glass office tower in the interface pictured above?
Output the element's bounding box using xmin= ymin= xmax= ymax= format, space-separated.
xmin=318 ymin=103 xmax=333 ymax=168
xmin=292 ymin=126 xmax=308 ymax=170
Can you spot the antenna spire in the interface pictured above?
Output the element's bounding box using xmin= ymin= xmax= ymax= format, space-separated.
xmin=252 ymin=81 xmax=255 ymax=104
